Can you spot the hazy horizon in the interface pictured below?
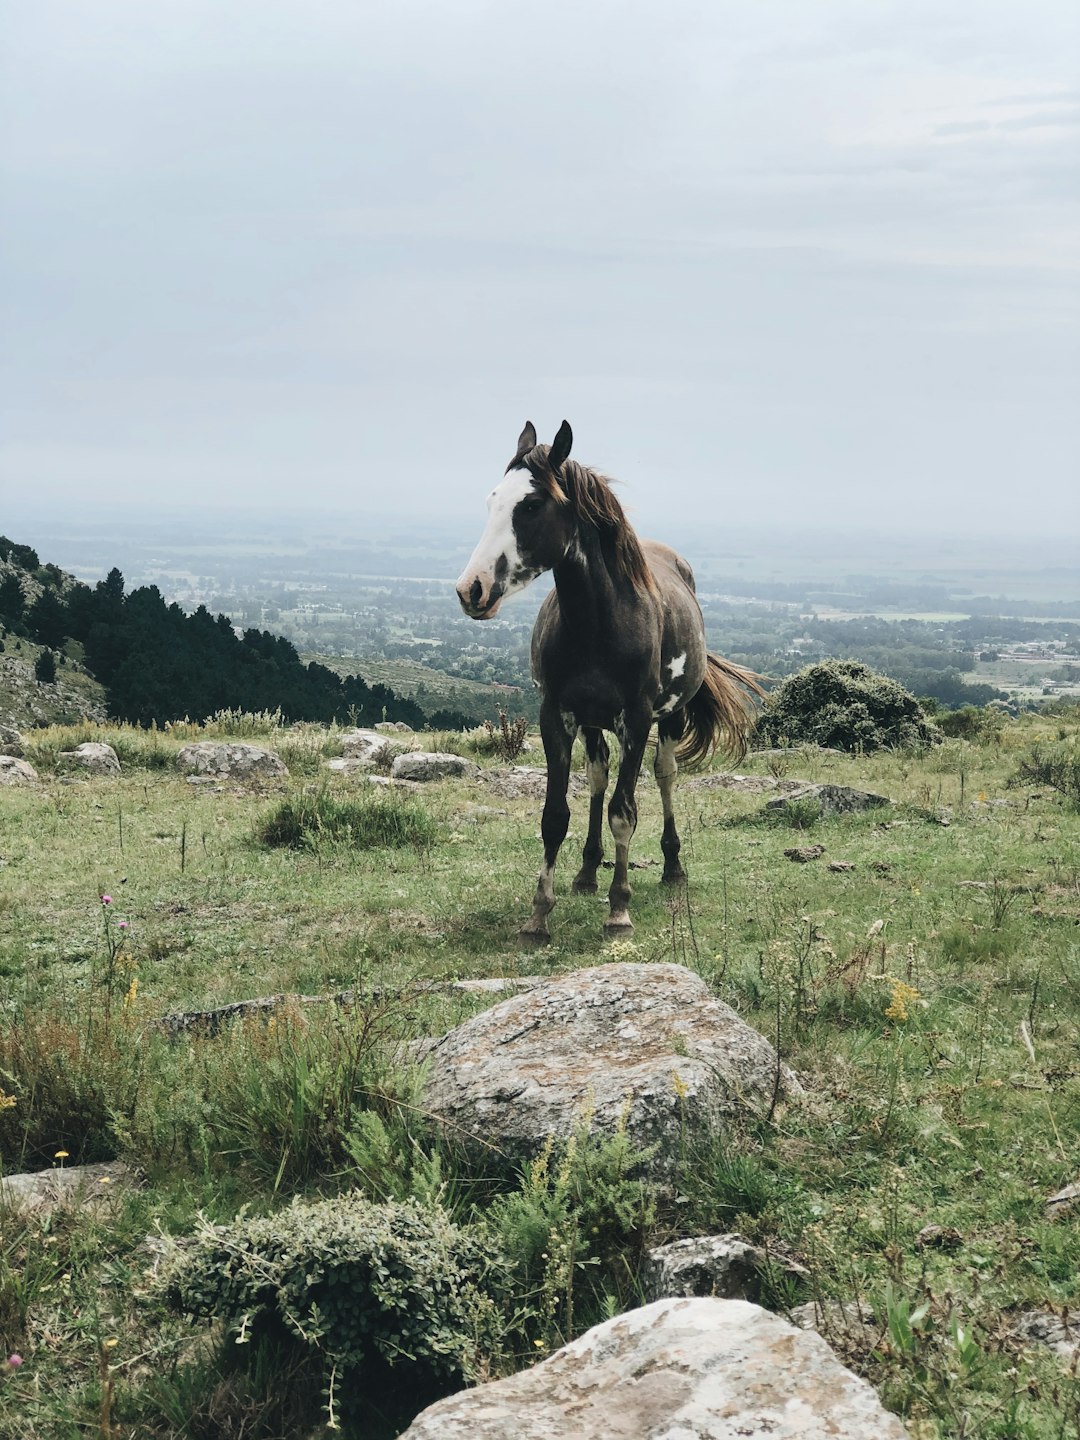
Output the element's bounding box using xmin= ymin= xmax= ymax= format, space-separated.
xmin=2 ymin=1 xmax=1078 ymax=540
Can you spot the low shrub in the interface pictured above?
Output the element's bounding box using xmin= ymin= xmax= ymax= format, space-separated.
xmin=255 ymin=788 xmax=436 ymax=852
xmin=756 ymin=661 xmax=941 ymax=754
xmin=161 ymin=1196 xmax=506 ymax=1425
xmin=1010 ymin=740 xmax=1080 ymax=810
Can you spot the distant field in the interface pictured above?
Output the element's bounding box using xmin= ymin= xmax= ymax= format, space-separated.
xmin=304 ymin=652 xmax=526 ymax=714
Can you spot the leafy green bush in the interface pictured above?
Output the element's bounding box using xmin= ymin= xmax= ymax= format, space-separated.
xmin=756 ymin=661 xmax=941 ymax=754
xmin=937 ymin=705 xmax=1006 ymax=742
xmin=161 ymin=1196 xmax=506 ymax=1410
xmin=255 ymin=788 xmax=436 ymax=851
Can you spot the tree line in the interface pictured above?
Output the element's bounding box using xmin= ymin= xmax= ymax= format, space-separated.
xmin=0 ymin=538 xmax=469 ymax=730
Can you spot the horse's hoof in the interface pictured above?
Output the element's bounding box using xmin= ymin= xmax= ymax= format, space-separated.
xmin=572 ymin=878 xmax=598 ymax=894
xmin=519 ymin=925 xmax=551 ymax=946
xmin=604 ymin=915 xmax=634 ymax=937
xmin=660 ymin=869 xmax=687 ymax=887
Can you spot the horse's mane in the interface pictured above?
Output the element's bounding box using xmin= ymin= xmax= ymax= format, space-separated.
xmin=520 ymin=445 xmax=658 ymax=596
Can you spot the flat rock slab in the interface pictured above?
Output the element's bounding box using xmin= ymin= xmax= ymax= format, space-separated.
xmin=766 ymin=784 xmax=891 ymax=817
xmin=175 ymin=742 xmax=288 ymax=779
xmin=339 ymin=728 xmax=413 ymax=764
xmin=58 ymin=741 xmax=121 ymax=775
xmin=0 ymin=1161 xmax=135 ymax=1216
xmin=398 ymin=1297 xmax=909 ymax=1439
xmin=391 ymin=751 xmax=477 ymax=782
xmin=685 ymin=773 xmax=810 ymax=795
xmin=421 ymin=964 xmax=800 ymax=1173
xmin=481 ymin=765 xmax=586 ymax=799
xmin=0 ymin=754 xmax=39 ymax=786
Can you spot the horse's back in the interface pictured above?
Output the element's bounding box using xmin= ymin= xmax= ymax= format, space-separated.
xmin=643 ymin=540 xmax=697 ymax=596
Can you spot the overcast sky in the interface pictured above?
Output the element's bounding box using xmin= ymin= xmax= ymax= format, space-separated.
xmin=1 ymin=0 xmax=1077 ymax=539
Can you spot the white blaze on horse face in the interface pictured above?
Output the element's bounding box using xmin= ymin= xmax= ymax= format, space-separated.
xmin=456 ymin=471 xmax=537 ymax=619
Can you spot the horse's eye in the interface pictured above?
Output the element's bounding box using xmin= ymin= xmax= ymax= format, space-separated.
xmin=521 ymin=495 xmax=544 ymax=515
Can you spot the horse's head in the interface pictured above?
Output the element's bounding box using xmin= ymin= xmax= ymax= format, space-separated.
xmin=455 ymin=420 xmax=575 ymax=619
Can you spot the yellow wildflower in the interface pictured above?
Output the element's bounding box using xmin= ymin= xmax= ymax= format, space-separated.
xmin=0 ymin=1089 xmax=16 ymax=1112
xmin=884 ymin=979 xmax=921 ymax=1023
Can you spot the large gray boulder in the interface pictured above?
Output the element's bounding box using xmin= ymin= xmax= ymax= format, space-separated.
xmin=391 ymin=751 xmax=476 ymax=782
xmin=58 ymin=741 xmax=121 ymax=775
xmin=175 ymin=742 xmax=288 ymax=780
xmin=0 ymin=754 xmax=39 ymax=786
xmin=339 ymin=728 xmax=412 ymax=766
xmin=0 ymin=722 xmax=24 ymax=756
xmin=421 ymin=964 xmax=799 ymax=1173
xmin=398 ymin=1297 xmax=909 ymax=1439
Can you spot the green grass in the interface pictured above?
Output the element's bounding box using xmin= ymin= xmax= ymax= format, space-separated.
xmin=0 ymin=708 xmax=1079 ymax=1436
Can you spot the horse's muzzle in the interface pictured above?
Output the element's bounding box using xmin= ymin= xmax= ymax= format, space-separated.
xmin=455 ymin=573 xmax=503 ymax=619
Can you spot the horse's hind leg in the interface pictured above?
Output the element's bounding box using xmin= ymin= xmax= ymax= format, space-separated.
xmin=656 ymin=716 xmax=687 ymax=885
xmin=520 ymin=707 xmax=574 ymax=944
xmin=572 ymin=728 xmax=609 ymax=894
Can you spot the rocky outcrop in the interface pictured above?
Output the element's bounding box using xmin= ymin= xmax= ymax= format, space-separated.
xmin=58 ymin=741 xmax=121 ymax=775
xmin=398 ymin=1297 xmax=910 ymax=1439
xmin=175 ymin=742 xmax=288 ymax=780
xmin=0 ymin=1161 xmax=135 ymax=1216
xmin=421 ymin=964 xmax=799 ymax=1174
xmin=391 ymin=751 xmax=477 ymax=782
xmin=340 ymin=728 xmax=413 ymax=765
xmin=0 ymin=722 xmax=24 ymax=756
xmin=766 ymin=784 xmax=891 ymax=817
xmin=0 ymin=754 xmax=39 ymax=786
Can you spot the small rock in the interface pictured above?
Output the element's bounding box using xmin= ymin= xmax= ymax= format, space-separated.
xmin=791 ymin=1299 xmax=878 ymax=1346
xmin=339 ymin=728 xmax=411 ymax=766
xmin=0 ymin=754 xmax=39 ymax=786
xmin=915 ymin=1224 xmax=962 ymax=1250
xmin=642 ymin=1233 xmax=809 ymax=1304
xmin=376 ymin=720 xmax=413 ymax=732
xmin=57 ymin=741 xmax=121 ymax=775
xmin=767 ymin=784 xmax=891 ymax=818
xmin=785 ymin=845 xmax=826 ymax=863
xmin=0 ymin=1161 xmax=135 ymax=1216
xmin=0 ymin=722 xmax=24 ymax=757
xmin=1046 ymin=1181 xmax=1080 ymax=1220
xmin=390 ymin=751 xmax=477 ymax=782
xmin=828 ymin=861 xmax=856 ymax=873
xmin=398 ymin=1297 xmax=911 ymax=1439
xmin=931 ymin=807 xmax=953 ymax=827
xmin=1010 ymin=1308 xmax=1080 ymax=1361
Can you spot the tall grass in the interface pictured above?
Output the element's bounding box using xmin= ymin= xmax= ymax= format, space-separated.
xmin=255 ymin=788 xmax=436 ymax=852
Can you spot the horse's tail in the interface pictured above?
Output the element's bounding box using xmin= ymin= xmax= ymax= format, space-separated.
xmin=675 ymin=654 xmax=766 ymax=768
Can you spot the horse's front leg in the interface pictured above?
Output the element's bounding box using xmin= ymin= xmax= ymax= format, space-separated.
xmin=520 ymin=707 xmax=575 ymax=944
xmin=605 ymin=712 xmax=651 ymax=936
xmin=572 ymin=727 xmax=609 ymax=894
xmin=655 ymin=716 xmax=686 ymax=885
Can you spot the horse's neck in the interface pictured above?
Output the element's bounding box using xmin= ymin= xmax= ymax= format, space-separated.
xmin=552 ymin=525 xmax=634 ymax=635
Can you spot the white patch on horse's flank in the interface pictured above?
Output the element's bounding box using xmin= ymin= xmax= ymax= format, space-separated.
xmin=655 ymin=693 xmax=681 ymax=716
xmin=667 ymin=652 xmax=687 ymax=680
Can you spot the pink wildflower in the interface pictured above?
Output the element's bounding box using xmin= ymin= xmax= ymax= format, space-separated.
xmin=118 ymin=920 xmax=128 ymax=930
xmin=7 ymin=1354 xmax=22 ymax=1367
xmin=101 ymin=895 xmax=112 ymax=905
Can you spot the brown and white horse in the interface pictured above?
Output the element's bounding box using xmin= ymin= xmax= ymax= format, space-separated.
xmin=456 ymin=420 xmax=762 ymax=941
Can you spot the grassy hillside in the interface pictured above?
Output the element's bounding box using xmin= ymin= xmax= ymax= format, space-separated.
xmin=306 ymin=651 xmax=528 ymax=720
xmin=1 ymin=711 xmax=1078 ymax=1437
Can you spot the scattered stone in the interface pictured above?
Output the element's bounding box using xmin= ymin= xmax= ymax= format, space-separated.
xmin=421 ymin=963 xmax=801 ymax=1176
xmin=482 ymin=765 xmax=585 ymax=800
xmin=767 ymin=784 xmax=891 ymax=818
xmin=785 ymin=845 xmax=826 ymax=863
xmin=684 ymin=772 xmax=809 ymax=795
xmin=57 ymin=741 xmax=121 ymax=775
xmin=870 ymin=861 xmax=893 ymax=875
xmin=185 ymin=776 xmax=222 ymax=788
xmin=931 ymin=807 xmax=953 ymax=826
xmin=828 ymin=861 xmax=856 ymax=873
xmin=642 ymin=1233 xmax=809 ymax=1304
xmin=0 ymin=1161 xmax=135 ymax=1216
xmin=364 ymin=773 xmax=424 ymax=792
xmin=1010 ymin=1308 xmax=1079 ymax=1362
xmin=791 ymin=1299 xmax=879 ymax=1347
xmin=0 ymin=754 xmax=39 ymax=786
xmin=175 ymin=742 xmax=288 ymax=780
xmin=376 ymin=720 xmax=413 ymax=732
xmin=915 ymin=1224 xmax=963 ymax=1251
xmin=339 ymin=728 xmax=413 ymax=766
xmin=398 ymin=1297 xmax=910 ymax=1439
xmin=390 ymin=751 xmax=478 ymax=782
xmin=0 ymin=723 xmax=24 ymax=757
xmin=1046 ymin=1181 xmax=1080 ymax=1219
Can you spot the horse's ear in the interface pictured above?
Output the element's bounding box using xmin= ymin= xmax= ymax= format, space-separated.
xmin=549 ymin=420 xmax=573 ymax=471
xmin=515 ymin=422 xmax=537 ymax=460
